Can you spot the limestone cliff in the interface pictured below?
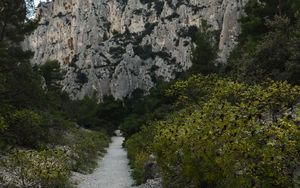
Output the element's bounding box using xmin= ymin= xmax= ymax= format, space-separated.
xmin=25 ymin=0 xmax=247 ymax=100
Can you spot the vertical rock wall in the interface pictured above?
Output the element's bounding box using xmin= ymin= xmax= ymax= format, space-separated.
xmin=25 ymin=0 xmax=247 ymax=100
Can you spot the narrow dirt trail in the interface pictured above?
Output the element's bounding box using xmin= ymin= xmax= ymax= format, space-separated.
xmin=76 ymin=134 xmax=134 ymax=188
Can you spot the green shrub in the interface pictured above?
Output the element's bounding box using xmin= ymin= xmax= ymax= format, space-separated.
xmin=121 ymin=81 xmax=174 ymax=138
xmin=70 ymin=130 xmax=109 ymax=173
xmin=126 ymin=125 xmax=156 ymax=184
xmin=126 ymin=75 xmax=300 ymax=187
xmin=227 ymin=1 xmax=300 ymax=84
xmin=132 ymin=151 xmax=150 ymax=184
xmin=152 ymin=76 xmax=300 ymax=187
xmin=5 ymin=109 xmax=44 ymax=148
xmin=38 ymin=112 xmax=75 ymax=147
xmin=1 ymin=149 xmax=71 ymax=188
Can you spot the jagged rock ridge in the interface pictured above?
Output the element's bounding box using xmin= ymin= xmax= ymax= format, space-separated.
xmin=25 ymin=0 xmax=247 ymax=100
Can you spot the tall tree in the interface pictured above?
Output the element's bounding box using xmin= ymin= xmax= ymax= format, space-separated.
xmin=0 ymin=0 xmax=41 ymax=108
xmin=0 ymin=0 xmax=35 ymax=42
xmin=189 ymin=21 xmax=219 ymax=75
xmin=239 ymin=0 xmax=300 ymax=44
xmin=227 ymin=0 xmax=300 ymax=84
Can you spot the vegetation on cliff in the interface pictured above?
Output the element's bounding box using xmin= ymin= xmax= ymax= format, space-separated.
xmin=125 ymin=0 xmax=300 ymax=187
xmin=1 ymin=0 xmax=300 ymax=187
xmin=0 ymin=1 xmax=111 ymax=187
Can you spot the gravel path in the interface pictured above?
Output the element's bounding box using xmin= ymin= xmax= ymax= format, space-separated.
xmin=76 ymin=134 xmax=134 ymax=188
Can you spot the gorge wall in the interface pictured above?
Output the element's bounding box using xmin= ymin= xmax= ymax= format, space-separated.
xmin=25 ymin=0 xmax=247 ymax=100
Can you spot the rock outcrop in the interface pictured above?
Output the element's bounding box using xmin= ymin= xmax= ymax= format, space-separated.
xmin=25 ymin=0 xmax=247 ymax=100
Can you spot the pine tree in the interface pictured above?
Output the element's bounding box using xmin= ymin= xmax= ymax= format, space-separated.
xmin=0 ymin=0 xmax=41 ymax=108
xmin=190 ymin=21 xmax=218 ymax=75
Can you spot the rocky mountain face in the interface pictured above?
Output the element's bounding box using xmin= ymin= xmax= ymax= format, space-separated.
xmin=25 ymin=0 xmax=247 ymax=100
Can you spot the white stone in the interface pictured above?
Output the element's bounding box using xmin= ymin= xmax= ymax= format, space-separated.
xmin=25 ymin=0 xmax=248 ymax=100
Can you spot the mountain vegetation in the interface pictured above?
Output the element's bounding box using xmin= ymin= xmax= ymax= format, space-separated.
xmin=1 ymin=0 xmax=300 ymax=187
xmin=124 ymin=0 xmax=300 ymax=187
xmin=0 ymin=1 xmax=111 ymax=187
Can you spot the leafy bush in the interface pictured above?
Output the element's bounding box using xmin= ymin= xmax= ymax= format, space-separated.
xmin=63 ymin=95 xmax=124 ymax=135
xmin=1 ymin=149 xmax=71 ymax=188
xmin=153 ymin=76 xmax=300 ymax=187
xmin=5 ymin=109 xmax=44 ymax=148
xmin=227 ymin=0 xmax=300 ymax=84
xmin=132 ymin=151 xmax=150 ymax=184
xmin=125 ymin=126 xmax=155 ymax=184
xmin=0 ymin=127 xmax=109 ymax=187
xmin=69 ymin=129 xmax=109 ymax=173
xmin=126 ymin=75 xmax=300 ymax=187
xmin=35 ymin=124 xmax=110 ymax=174
xmin=121 ymin=81 xmax=174 ymax=138
xmin=0 ymin=1 xmax=112 ymax=187
xmin=228 ymin=16 xmax=300 ymax=84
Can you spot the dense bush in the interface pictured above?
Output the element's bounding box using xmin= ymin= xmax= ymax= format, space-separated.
xmin=4 ymin=109 xmax=44 ymax=148
xmin=121 ymin=81 xmax=174 ymax=138
xmin=70 ymin=129 xmax=109 ymax=173
xmin=0 ymin=44 xmax=112 ymax=187
xmin=126 ymin=125 xmax=156 ymax=184
xmin=228 ymin=16 xmax=300 ymax=84
xmin=227 ymin=0 xmax=300 ymax=84
xmin=1 ymin=149 xmax=71 ymax=188
xmin=0 ymin=1 xmax=113 ymax=187
xmin=62 ymin=95 xmax=125 ymax=135
xmin=127 ymin=75 xmax=300 ymax=187
xmin=125 ymin=1 xmax=300 ymax=187
xmin=239 ymin=0 xmax=300 ymax=43
xmin=0 ymin=127 xmax=109 ymax=187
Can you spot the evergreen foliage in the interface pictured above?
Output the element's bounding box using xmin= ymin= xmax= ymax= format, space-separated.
xmin=2 ymin=149 xmax=71 ymax=187
xmin=39 ymin=60 xmax=63 ymax=90
xmin=127 ymin=75 xmax=300 ymax=187
xmin=1 ymin=0 xmax=300 ymax=187
xmin=227 ymin=0 xmax=300 ymax=84
xmin=120 ymin=80 xmax=174 ymax=138
xmin=0 ymin=1 xmax=110 ymax=187
xmin=190 ymin=21 xmax=219 ymax=75
xmin=125 ymin=1 xmax=300 ymax=187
